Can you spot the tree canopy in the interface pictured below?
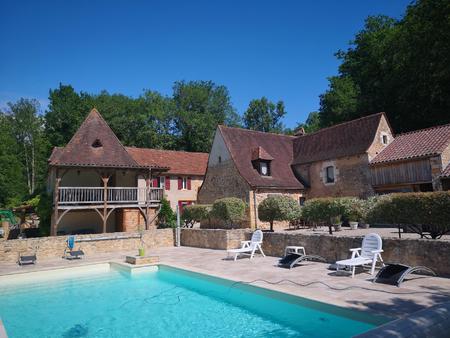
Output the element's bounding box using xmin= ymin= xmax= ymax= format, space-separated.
xmin=243 ymin=97 xmax=286 ymax=133
xmin=317 ymin=0 xmax=450 ymax=132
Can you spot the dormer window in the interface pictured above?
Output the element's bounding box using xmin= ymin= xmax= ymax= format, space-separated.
xmin=251 ymin=146 xmax=273 ymax=177
xmin=92 ymin=139 xmax=103 ymax=148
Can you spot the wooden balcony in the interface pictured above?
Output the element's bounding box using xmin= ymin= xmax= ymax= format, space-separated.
xmin=57 ymin=187 xmax=163 ymax=209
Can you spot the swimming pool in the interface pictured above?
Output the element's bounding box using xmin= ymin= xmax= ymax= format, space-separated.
xmin=0 ymin=264 xmax=388 ymax=337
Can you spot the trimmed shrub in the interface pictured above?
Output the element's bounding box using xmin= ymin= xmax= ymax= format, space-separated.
xmin=211 ymin=197 xmax=246 ymax=228
xmin=157 ymin=198 xmax=177 ymax=228
xmin=183 ymin=204 xmax=211 ymax=227
xmin=258 ymin=195 xmax=301 ymax=231
xmin=366 ymin=192 xmax=450 ymax=239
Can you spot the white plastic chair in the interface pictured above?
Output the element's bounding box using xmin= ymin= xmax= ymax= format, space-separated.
xmin=227 ymin=230 xmax=265 ymax=261
xmin=336 ymin=233 xmax=384 ymax=277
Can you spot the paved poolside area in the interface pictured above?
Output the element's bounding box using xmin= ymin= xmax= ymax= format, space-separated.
xmin=1 ymin=246 xmax=449 ymax=319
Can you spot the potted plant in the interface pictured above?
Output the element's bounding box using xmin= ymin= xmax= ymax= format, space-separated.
xmin=331 ymin=215 xmax=342 ymax=231
xmin=137 ymin=225 xmax=145 ymax=257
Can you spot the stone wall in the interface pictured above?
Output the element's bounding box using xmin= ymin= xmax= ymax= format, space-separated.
xmin=0 ymin=229 xmax=174 ymax=263
xmin=180 ymin=229 xmax=450 ymax=276
xmin=295 ymin=154 xmax=375 ymax=199
xmin=180 ymin=228 xmax=250 ymax=250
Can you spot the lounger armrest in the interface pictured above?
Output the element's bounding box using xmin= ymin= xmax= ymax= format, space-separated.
xmin=371 ymin=249 xmax=384 ymax=253
xmin=350 ymin=248 xmax=361 ymax=259
xmin=241 ymin=240 xmax=251 ymax=248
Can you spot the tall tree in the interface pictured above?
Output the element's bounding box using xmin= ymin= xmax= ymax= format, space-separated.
xmin=0 ymin=113 xmax=28 ymax=206
xmin=6 ymin=99 xmax=48 ymax=195
xmin=318 ymin=0 xmax=450 ymax=132
xmin=243 ymin=97 xmax=286 ymax=133
xmin=290 ymin=111 xmax=322 ymax=134
xmin=45 ymin=84 xmax=89 ymax=147
xmin=173 ymin=80 xmax=238 ymax=152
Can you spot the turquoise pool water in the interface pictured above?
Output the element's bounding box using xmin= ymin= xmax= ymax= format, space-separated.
xmin=0 ymin=265 xmax=387 ymax=337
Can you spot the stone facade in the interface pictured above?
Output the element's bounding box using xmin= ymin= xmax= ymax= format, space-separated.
xmin=116 ymin=208 xmax=157 ymax=232
xmin=0 ymin=229 xmax=174 ymax=263
xmin=295 ymin=154 xmax=374 ymax=199
xmin=180 ymin=229 xmax=450 ymax=276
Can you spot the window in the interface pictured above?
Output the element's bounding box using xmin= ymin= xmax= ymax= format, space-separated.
xmin=182 ymin=177 xmax=187 ymax=189
xmin=325 ymin=166 xmax=335 ymax=183
xmin=91 ymin=139 xmax=102 ymax=148
xmin=218 ymin=156 xmax=222 ymax=163
xmin=159 ymin=176 xmax=165 ymax=189
xmin=382 ymin=135 xmax=388 ymax=144
xmin=299 ymin=197 xmax=306 ymax=206
xmin=260 ymin=162 xmax=268 ymax=176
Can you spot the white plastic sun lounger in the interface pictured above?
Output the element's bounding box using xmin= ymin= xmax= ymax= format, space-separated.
xmin=227 ymin=230 xmax=265 ymax=261
xmin=336 ymin=233 xmax=384 ymax=278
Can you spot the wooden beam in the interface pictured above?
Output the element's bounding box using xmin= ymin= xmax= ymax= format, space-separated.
xmin=51 ymin=172 xmax=61 ymax=236
xmin=102 ymin=175 xmax=110 ymax=233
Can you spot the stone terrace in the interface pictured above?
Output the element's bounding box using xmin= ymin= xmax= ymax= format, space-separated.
xmin=1 ymin=246 xmax=449 ymax=320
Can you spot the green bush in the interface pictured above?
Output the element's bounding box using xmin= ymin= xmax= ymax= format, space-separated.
xmin=366 ymin=192 xmax=450 ymax=239
xmin=211 ymin=197 xmax=246 ymax=228
xmin=258 ymin=195 xmax=301 ymax=231
xmin=157 ymin=198 xmax=177 ymax=228
xmin=36 ymin=192 xmax=52 ymax=236
xmin=302 ymin=197 xmax=348 ymax=224
xmin=183 ymin=204 xmax=211 ymax=227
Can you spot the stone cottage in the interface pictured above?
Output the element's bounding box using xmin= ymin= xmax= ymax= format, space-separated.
xmin=48 ymin=108 xmax=208 ymax=236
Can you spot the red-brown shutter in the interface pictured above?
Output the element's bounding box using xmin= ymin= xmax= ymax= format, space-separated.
xmin=187 ymin=177 xmax=192 ymax=190
xmin=178 ymin=177 xmax=182 ymax=190
xmin=152 ymin=178 xmax=158 ymax=187
xmin=165 ymin=176 xmax=170 ymax=190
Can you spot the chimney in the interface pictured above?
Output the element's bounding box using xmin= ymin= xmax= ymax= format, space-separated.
xmin=294 ymin=127 xmax=306 ymax=137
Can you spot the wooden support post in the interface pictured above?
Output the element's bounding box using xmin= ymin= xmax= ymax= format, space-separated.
xmin=51 ymin=173 xmax=61 ymax=236
xmin=145 ymin=169 xmax=151 ymax=230
xmin=102 ymin=175 xmax=110 ymax=233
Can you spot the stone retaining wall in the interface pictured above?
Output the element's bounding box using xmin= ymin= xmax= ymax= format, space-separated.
xmin=180 ymin=229 xmax=450 ymax=277
xmin=0 ymin=229 xmax=174 ymax=263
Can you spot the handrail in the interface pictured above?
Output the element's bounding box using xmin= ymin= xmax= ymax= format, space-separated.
xmin=58 ymin=187 xmax=163 ymax=204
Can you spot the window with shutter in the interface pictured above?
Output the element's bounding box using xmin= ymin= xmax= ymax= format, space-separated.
xmin=178 ymin=177 xmax=182 ymax=190
xmin=187 ymin=177 xmax=192 ymax=190
xmin=165 ymin=176 xmax=171 ymax=190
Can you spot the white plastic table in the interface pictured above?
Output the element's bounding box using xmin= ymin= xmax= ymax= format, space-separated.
xmin=284 ymin=246 xmax=306 ymax=256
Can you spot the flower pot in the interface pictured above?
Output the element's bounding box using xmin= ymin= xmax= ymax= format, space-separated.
xmin=359 ymin=223 xmax=370 ymax=229
xmin=349 ymin=221 xmax=358 ymax=230
xmin=333 ymin=224 xmax=342 ymax=232
xmin=138 ymin=248 xmax=145 ymax=257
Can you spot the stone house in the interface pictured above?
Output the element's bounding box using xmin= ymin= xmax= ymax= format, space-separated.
xmin=291 ymin=113 xmax=393 ymax=198
xmin=48 ymin=108 xmax=208 ymax=236
xmin=369 ymin=123 xmax=450 ymax=193
xmin=199 ymin=113 xmax=392 ymax=229
xmin=198 ymin=125 xmax=304 ymax=229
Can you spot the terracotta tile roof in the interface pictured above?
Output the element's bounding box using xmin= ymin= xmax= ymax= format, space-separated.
xmin=219 ymin=126 xmax=303 ymax=189
xmin=126 ymin=147 xmax=209 ymax=176
xmin=251 ymin=146 xmax=274 ymax=161
xmin=49 ymin=109 xmax=145 ymax=168
xmin=49 ymin=109 xmax=165 ymax=169
xmin=442 ymin=163 xmax=450 ymax=178
xmin=371 ymin=123 xmax=450 ymax=165
xmin=292 ymin=113 xmax=385 ymax=165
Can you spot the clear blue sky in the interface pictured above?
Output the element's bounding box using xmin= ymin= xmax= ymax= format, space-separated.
xmin=0 ymin=0 xmax=411 ymax=127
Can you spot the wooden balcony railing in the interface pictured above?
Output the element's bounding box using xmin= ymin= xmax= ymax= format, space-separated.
xmin=58 ymin=187 xmax=163 ymax=205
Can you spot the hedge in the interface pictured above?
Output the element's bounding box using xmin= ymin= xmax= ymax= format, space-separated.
xmin=366 ymin=192 xmax=450 ymax=239
xmin=211 ymin=197 xmax=246 ymax=228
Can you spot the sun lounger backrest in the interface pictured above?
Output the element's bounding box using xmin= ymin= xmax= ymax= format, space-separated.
xmin=67 ymin=236 xmax=75 ymax=250
xmin=361 ymin=233 xmax=382 ymax=258
xmin=250 ymin=230 xmax=263 ymax=247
